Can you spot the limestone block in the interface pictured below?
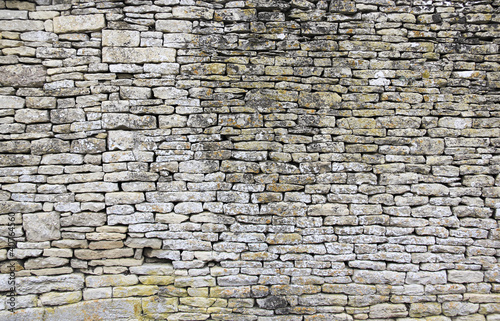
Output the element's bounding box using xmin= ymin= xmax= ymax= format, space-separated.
xmin=352 ymin=270 xmax=405 ymax=285
xmin=144 ymin=63 xmax=180 ymax=75
xmin=153 ymin=87 xmax=188 ymax=99
xmin=308 ymin=204 xmax=349 ymax=216
xmin=174 ymin=202 xmax=203 ymax=214
xmin=31 ymin=138 xmax=70 ymax=155
xmin=83 ymin=288 xmax=112 ymax=300
xmin=23 ymin=212 xmax=60 ymax=242
xmin=179 ymin=160 xmax=219 ymax=173
xmin=448 ymin=270 xmax=484 ymax=283
xmin=298 ymin=91 xmax=341 ymax=108
xmin=409 ymin=302 xmax=442 ymax=317
xmin=406 ymin=271 xmax=447 ymax=285
xmin=102 ymin=30 xmax=140 ymax=47
xmin=124 ymin=238 xmax=162 ymax=249
xmin=0 ymin=140 xmax=31 ymax=153
xmin=0 ymin=96 xmax=24 ymax=109
xmin=187 ymin=113 xmax=218 ymax=128
xmin=156 ymin=20 xmax=192 ymax=32
xmin=16 ymin=274 xmax=84 ymax=295
xmin=71 ymin=138 xmax=106 ymax=154
xmin=113 ymin=285 xmax=158 ymax=298
xmin=172 ymin=6 xmax=214 ymax=19
xmin=24 ymin=257 xmax=69 ymax=270
xmin=50 ymin=108 xmax=85 ymax=124
xmin=108 ymin=212 xmax=154 ymax=225
xmin=142 ymin=296 xmax=178 ymax=315
xmin=105 ymin=192 xmax=145 ymax=205
xmin=67 ymin=182 xmax=119 ymax=193
xmin=0 ymin=64 xmax=46 ymax=87
xmin=442 ymin=301 xmax=479 ymax=316
xmin=102 ymin=113 xmax=156 ymax=130
xmin=0 ymin=20 xmax=44 ymax=31
xmin=103 ymin=47 xmax=176 ymax=63
xmin=14 ymin=108 xmax=49 ymax=124
xmin=369 ymin=303 xmax=408 ymax=318
xmin=44 ymin=298 xmax=142 ymax=321
xmin=159 ymin=114 xmax=187 ymax=128
xmin=410 ymin=137 xmax=445 ymax=155
xmin=120 ymin=86 xmax=151 ymax=99
xmin=219 ymin=114 xmax=264 ymax=128
xmin=214 ymin=9 xmax=257 ymax=22
xmin=26 ymin=96 xmax=56 ymax=109
xmin=53 ymin=14 xmax=105 ymax=33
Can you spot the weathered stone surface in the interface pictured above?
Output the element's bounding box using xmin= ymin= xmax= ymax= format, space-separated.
xmin=0 ymin=20 xmax=44 ymax=31
xmin=17 ymin=274 xmax=84 ymax=295
xmin=102 ymin=30 xmax=140 ymax=47
xmin=1 ymin=1 xmax=500 ymax=318
xmin=44 ymin=298 xmax=142 ymax=321
xmin=410 ymin=138 xmax=445 ymax=155
xmin=0 ymin=96 xmax=24 ymax=109
xmin=31 ymin=138 xmax=70 ymax=155
xmin=0 ymin=64 xmax=46 ymax=87
xmin=369 ymin=304 xmax=408 ymax=318
xmin=102 ymin=113 xmax=156 ymax=129
xmin=23 ymin=212 xmax=60 ymax=242
xmin=153 ymin=87 xmax=188 ymax=99
xmin=156 ymin=20 xmax=192 ymax=32
xmin=53 ymin=14 xmax=105 ymax=33
xmin=298 ymin=91 xmax=341 ymax=108
xmin=40 ymin=291 xmax=82 ymax=306
xmin=103 ymin=47 xmax=176 ymax=63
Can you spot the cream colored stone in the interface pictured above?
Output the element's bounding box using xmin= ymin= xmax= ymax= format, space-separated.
xmin=53 ymin=14 xmax=105 ymax=33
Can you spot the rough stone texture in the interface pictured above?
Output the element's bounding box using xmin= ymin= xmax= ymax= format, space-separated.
xmin=0 ymin=0 xmax=499 ymax=319
xmin=53 ymin=14 xmax=105 ymax=33
xmin=102 ymin=47 xmax=176 ymax=63
xmin=22 ymin=213 xmax=60 ymax=242
xmin=0 ymin=64 xmax=46 ymax=87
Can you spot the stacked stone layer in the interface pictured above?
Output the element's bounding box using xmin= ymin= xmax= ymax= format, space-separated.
xmin=1 ymin=0 xmax=500 ymax=320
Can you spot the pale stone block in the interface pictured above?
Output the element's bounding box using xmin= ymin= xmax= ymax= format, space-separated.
xmin=53 ymin=14 xmax=105 ymax=33
xmin=102 ymin=30 xmax=140 ymax=47
xmin=103 ymin=47 xmax=175 ymax=63
xmin=23 ymin=212 xmax=60 ymax=242
xmin=155 ymin=20 xmax=192 ymax=32
xmin=83 ymin=287 xmax=112 ymax=300
xmin=0 ymin=20 xmax=44 ymax=31
xmin=40 ymin=291 xmax=82 ymax=306
xmin=44 ymin=298 xmax=142 ymax=321
xmin=16 ymin=274 xmax=84 ymax=295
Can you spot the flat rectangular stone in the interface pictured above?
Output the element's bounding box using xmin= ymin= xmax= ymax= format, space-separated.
xmin=86 ymin=275 xmax=138 ymax=287
xmin=0 ymin=10 xmax=28 ymax=19
xmin=44 ymin=298 xmax=141 ymax=321
xmin=0 ymin=20 xmax=44 ymax=31
xmin=16 ymin=274 xmax=84 ymax=295
xmin=67 ymin=182 xmax=119 ymax=193
xmin=146 ymin=191 xmax=216 ymax=202
xmin=103 ymin=47 xmax=176 ymax=63
xmin=53 ymin=14 xmax=105 ymax=33
xmin=0 ymin=95 xmax=24 ymax=109
xmin=102 ymin=30 xmax=140 ymax=47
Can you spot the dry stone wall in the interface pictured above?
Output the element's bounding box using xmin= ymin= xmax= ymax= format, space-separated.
xmin=0 ymin=0 xmax=500 ymax=320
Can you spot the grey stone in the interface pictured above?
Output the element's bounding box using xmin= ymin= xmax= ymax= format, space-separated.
xmin=103 ymin=47 xmax=176 ymax=63
xmin=16 ymin=274 xmax=84 ymax=295
xmin=102 ymin=30 xmax=140 ymax=47
xmin=0 ymin=64 xmax=46 ymax=87
xmin=0 ymin=96 xmax=24 ymax=109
